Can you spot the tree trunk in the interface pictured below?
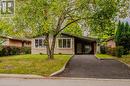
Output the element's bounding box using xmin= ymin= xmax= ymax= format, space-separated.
xmin=50 ymin=35 xmax=56 ymax=59
xmin=45 ymin=34 xmax=56 ymax=60
xmin=45 ymin=34 xmax=52 ymax=59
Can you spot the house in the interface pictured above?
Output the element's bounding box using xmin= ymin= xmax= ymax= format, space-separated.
xmin=105 ymin=36 xmax=116 ymax=48
xmin=31 ymin=33 xmax=97 ymax=55
xmin=0 ymin=36 xmax=31 ymax=47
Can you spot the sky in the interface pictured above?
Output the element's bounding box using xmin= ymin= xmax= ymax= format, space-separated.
xmin=120 ymin=17 xmax=130 ymax=25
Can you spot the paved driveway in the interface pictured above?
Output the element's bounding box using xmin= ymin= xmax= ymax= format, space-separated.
xmin=55 ymin=55 xmax=130 ymax=79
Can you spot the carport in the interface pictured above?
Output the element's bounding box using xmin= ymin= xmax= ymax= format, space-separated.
xmin=74 ymin=36 xmax=97 ymax=55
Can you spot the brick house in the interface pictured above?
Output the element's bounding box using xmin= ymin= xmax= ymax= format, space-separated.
xmin=0 ymin=36 xmax=31 ymax=47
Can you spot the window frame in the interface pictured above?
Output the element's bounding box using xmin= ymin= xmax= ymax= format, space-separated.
xmin=57 ymin=38 xmax=72 ymax=49
xmin=34 ymin=38 xmax=45 ymax=48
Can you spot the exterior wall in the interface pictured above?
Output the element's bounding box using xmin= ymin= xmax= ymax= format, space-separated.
xmin=106 ymin=40 xmax=116 ymax=48
xmin=8 ymin=39 xmax=23 ymax=47
xmin=23 ymin=42 xmax=31 ymax=47
xmin=31 ymin=36 xmax=75 ymax=54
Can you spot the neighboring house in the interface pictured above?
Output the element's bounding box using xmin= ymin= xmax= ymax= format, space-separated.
xmin=105 ymin=36 xmax=116 ymax=48
xmin=32 ymin=33 xmax=97 ymax=55
xmin=0 ymin=36 xmax=31 ymax=47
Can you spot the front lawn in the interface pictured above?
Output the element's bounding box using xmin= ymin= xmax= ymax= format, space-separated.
xmin=96 ymin=54 xmax=130 ymax=65
xmin=117 ymin=55 xmax=130 ymax=65
xmin=96 ymin=54 xmax=115 ymax=59
xmin=0 ymin=54 xmax=71 ymax=76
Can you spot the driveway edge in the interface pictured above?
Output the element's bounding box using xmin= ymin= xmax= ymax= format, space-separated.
xmin=50 ymin=55 xmax=74 ymax=77
xmin=117 ymin=60 xmax=130 ymax=68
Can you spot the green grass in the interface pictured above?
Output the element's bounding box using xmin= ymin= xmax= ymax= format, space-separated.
xmin=96 ymin=54 xmax=115 ymax=59
xmin=96 ymin=54 xmax=130 ymax=65
xmin=117 ymin=55 xmax=130 ymax=65
xmin=0 ymin=54 xmax=71 ymax=76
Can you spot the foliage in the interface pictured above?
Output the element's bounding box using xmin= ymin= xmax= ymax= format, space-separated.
xmin=106 ymin=47 xmax=116 ymax=56
xmin=12 ymin=0 xmax=130 ymax=59
xmin=63 ymin=22 xmax=83 ymax=36
xmin=100 ymin=45 xmax=107 ymax=54
xmin=115 ymin=46 xmax=124 ymax=57
xmin=0 ymin=54 xmax=71 ymax=76
xmin=0 ymin=20 xmax=12 ymax=35
xmin=117 ymin=54 xmax=130 ymax=65
xmin=115 ymin=21 xmax=130 ymax=55
xmin=0 ymin=46 xmax=31 ymax=57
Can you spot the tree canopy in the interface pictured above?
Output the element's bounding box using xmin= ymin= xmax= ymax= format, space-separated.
xmin=12 ymin=0 xmax=129 ymax=37
xmin=115 ymin=21 xmax=130 ymax=54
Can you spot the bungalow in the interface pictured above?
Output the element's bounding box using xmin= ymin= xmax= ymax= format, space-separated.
xmin=31 ymin=33 xmax=97 ymax=55
xmin=0 ymin=36 xmax=31 ymax=47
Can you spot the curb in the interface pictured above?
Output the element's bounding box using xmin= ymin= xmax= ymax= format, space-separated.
xmin=50 ymin=55 xmax=74 ymax=77
xmin=0 ymin=74 xmax=44 ymax=79
xmin=117 ymin=60 xmax=130 ymax=68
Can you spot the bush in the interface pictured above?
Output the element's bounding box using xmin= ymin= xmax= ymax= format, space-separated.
xmin=100 ymin=46 xmax=107 ymax=54
xmin=106 ymin=47 xmax=116 ymax=56
xmin=115 ymin=46 xmax=124 ymax=58
xmin=0 ymin=46 xmax=31 ymax=57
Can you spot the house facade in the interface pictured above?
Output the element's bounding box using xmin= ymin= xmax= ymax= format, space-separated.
xmin=31 ymin=33 xmax=97 ymax=55
xmin=0 ymin=36 xmax=31 ymax=47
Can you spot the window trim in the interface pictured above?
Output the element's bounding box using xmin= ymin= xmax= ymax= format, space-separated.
xmin=57 ymin=38 xmax=72 ymax=49
xmin=34 ymin=38 xmax=45 ymax=48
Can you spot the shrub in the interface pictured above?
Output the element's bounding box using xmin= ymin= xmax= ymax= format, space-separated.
xmin=0 ymin=46 xmax=31 ymax=57
xmin=106 ymin=47 xmax=116 ymax=56
xmin=100 ymin=46 xmax=106 ymax=54
xmin=115 ymin=46 xmax=124 ymax=58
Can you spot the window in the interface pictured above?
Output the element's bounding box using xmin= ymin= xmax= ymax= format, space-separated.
xmin=58 ymin=39 xmax=71 ymax=48
xmin=35 ymin=39 xmax=45 ymax=48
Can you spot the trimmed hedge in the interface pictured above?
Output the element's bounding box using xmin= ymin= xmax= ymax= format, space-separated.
xmin=0 ymin=46 xmax=31 ymax=57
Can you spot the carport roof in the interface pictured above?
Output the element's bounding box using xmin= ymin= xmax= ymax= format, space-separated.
xmin=61 ymin=33 xmax=97 ymax=42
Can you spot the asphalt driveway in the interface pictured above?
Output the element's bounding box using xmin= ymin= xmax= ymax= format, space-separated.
xmin=55 ymin=55 xmax=130 ymax=79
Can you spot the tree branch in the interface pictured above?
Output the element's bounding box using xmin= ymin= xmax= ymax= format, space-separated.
xmin=54 ymin=18 xmax=81 ymax=36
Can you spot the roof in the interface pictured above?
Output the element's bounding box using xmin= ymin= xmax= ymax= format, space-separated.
xmin=61 ymin=33 xmax=97 ymax=42
xmin=32 ymin=32 xmax=97 ymax=42
xmin=0 ymin=35 xmax=31 ymax=42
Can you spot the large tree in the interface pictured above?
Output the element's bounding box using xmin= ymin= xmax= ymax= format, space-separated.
xmin=13 ymin=0 xmax=129 ymax=59
xmin=115 ymin=21 xmax=130 ymax=54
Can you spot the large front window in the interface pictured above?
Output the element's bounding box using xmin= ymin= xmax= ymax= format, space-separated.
xmin=58 ymin=39 xmax=71 ymax=48
xmin=35 ymin=39 xmax=45 ymax=48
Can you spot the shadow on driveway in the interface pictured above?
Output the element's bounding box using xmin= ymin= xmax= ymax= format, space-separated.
xmin=54 ymin=55 xmax=130 ymax=79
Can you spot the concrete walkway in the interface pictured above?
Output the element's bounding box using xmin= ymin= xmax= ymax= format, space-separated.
xmin=55 ymin=55 xmax=130 ymax=79
xmin=0 ymin=78 xmax=130 ymax=86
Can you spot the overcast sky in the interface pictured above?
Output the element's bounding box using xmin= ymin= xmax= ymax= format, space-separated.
xmin=120 ymin=17 xmax=130 ymax=25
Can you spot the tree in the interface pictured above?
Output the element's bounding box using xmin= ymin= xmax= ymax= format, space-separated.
xmin=13 ymin=0 xmax=129 ymax=59
xmin=0 ymin=20 xmax=12 ymax=46
xmin=63 ymin=22 xmax=83 ymax=36
xmin=115 ymin=21 xmax=130 ymax=55
xmin=115 ymin=21 xmax=121 ymax=46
